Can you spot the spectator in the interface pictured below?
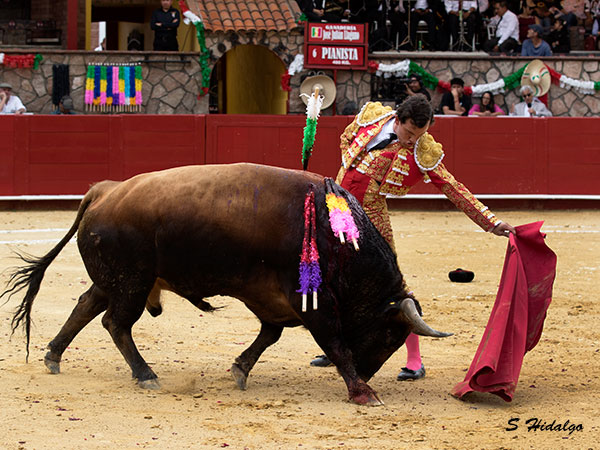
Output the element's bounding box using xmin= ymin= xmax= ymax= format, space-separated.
xmin=150 ymin=0 xmax=180 ymax=51
xmin=389 ymin=0 xmax=410 ymax=50
xmin=410 ymin=0 xmax=438 ymax=49
xmin=397 ymin=74 xmax=432 ymax=106
xmin=549 ymin=16 xmax=572 ymax=51
xmin=468 ymin=91 xmax=505 ymax=115
xmin=483 ymin=0 xmax=521 ymax=53
xmin=94 ymin=37 xmax=106 ymax=51
xmin=0 ymin=82 xmax=26 ymax=114
xmin=546 ymin=0 xmax=580 ymax=27
xmin=298 ymin=0 xmax=347 ymax=22
xmin=440 ymin=77 xmax=472 ymax=116
xmin=521 ymin=23 xmax=553 ymax=54
xmin=324 ymin=0 xmax=350 ymax=21
xmin=518 ymin=1 xmax=538 ymax=41
xmin=584 ymin=0 xmax=600 ymax=35
xmin=347 ymin=0 xmax=380 ymax=22
xmin=510 ymin=84 xmax=553 ymax=116
xmin=51 ymin=95 xmax=76 ymax=115
xmin=535 ymin=3 xmax=553 ymax=36
xmin=444 ymin=0 xmax=479 ymax=48
xmin=369 ymin=0 xmax=400 ymax=51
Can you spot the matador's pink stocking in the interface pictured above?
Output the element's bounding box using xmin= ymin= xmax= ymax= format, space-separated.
xmin=405 ymin=333 xmax=422 ymax=371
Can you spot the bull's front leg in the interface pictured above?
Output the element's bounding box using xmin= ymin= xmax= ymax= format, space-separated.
xmin=321 ymin=341 xmax=384 ymax=406
xmin=302 ymin=301 xmax=383 ymax=406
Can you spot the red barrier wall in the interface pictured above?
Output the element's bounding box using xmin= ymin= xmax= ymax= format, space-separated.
xmin=0 ymin=115 xmax=599 ymax=197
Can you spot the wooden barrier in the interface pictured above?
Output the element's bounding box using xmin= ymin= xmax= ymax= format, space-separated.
xmin=0 ymin=115 xmax=599 ymax=198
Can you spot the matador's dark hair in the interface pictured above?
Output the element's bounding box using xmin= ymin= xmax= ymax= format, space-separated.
xmin=396 ymin=94 xmax=434 ymax=128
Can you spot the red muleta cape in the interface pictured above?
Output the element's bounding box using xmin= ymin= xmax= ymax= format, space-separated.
xmin=451 ymin=221 xmax=557 ymax=402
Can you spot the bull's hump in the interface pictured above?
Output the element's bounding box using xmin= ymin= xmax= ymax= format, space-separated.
xmin=115 ymin=164 xmax=324 ymax=201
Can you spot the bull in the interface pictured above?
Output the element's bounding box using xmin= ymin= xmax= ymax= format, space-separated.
xmin=2 ymin=163 xmax=450 ymax=405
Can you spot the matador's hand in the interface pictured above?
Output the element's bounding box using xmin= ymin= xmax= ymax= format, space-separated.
xmin=492 ymin=222 xmax=516 ymax=238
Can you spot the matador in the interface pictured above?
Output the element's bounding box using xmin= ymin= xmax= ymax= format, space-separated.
xmin=311 ymin=96 xmax=516 ymax=380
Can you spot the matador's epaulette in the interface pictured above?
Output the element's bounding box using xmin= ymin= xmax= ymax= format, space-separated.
xmin=414 ymin=132 xmax=444 ymax=172
xmin=340 ymin=102 xmax=396 ymax=170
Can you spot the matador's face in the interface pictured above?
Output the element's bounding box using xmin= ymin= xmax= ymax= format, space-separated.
xmin=393 ymin=118 xmax=430 ymax=150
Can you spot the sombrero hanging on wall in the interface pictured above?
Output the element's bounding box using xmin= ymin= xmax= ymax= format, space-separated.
xmin=300 ymin=74 xmax=336 ymax=109
xmin=521 ymin=59 xmax=551 ymax=97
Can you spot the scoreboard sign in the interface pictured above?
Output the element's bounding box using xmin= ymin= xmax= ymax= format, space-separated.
xmin=303 ymin=22 xmax=368 ymax=70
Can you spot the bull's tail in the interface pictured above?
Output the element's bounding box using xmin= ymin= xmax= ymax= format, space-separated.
xmin=1 ymin=188 xmax=98 ymax=360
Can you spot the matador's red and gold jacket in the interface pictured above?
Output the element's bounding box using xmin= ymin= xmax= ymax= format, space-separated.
xmin=336 ymin=102 xmax=501 ymax=232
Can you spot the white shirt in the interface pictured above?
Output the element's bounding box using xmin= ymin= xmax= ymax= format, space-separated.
xmin=366 ymin=118 xmax=398 ymax=151
xmin=0 ymin=95 xmax=26 ymax=114
xmin=495 ymin=9 xmax=520 ymax=44
xmin=414 ymin=0 xmax=429 ymax=10
xmin=510 ymin=98 xmax=552 ymax=117
xmin=445 ymin=0 xmax=478 ymax=13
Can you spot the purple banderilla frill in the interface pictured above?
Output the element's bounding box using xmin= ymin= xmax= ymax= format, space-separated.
xmin=297 ymin=189 xmax=322 ymax=312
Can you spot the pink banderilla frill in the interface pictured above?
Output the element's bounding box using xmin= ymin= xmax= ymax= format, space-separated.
xmin=325 ymin=193 xmax=360 ymax=250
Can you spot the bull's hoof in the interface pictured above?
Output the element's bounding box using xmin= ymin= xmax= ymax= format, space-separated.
xmin=230 ymin=363 xmax=247 ymax=390
xmin=138 ymin=378 xmax=161 ymax=390
xmin=44 ymin=353 xmax=60 ymax=374
xmin=350 ymin=388 xmax=384 ymax=406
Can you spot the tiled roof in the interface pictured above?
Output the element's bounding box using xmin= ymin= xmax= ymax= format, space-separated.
xmin=188 ymin=0 xmax=302 ymax=33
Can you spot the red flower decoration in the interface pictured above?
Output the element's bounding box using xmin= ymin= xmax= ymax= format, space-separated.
xmin=178 ymin=0 xmax=190 ymax=14
xmin=437 ymin=80 xmax=451 ymax=92
xmin=281 ymin=73 xmax=292 ymax=92
xmin=367 ymin=60 xmax=380 ymax=73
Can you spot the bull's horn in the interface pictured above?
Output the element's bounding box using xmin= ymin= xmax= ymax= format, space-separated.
xmin=400 ymin=298 xmax=453 ymax=338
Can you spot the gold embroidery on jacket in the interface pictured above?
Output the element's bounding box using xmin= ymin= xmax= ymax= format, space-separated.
xmin=356 ymin=150 xmax=394 ymax=182
xmin=433 ymin=164 xmax=498 ymax=231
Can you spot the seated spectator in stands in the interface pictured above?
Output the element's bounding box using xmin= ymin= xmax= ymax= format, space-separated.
xmin=483 ymin=0 xmax=521 ymax=53
xmin=549 ymin=16 xmax=572 ymax=51
xmin=546 ymin=0 xmax=580 ymax=27
xmin=51 ymin=95 xmax=76 ymax=115
xmin=521 ymin=23 xmax=553 ymax=54
xmin=518 ymin=1 xmax=538 ymax=41
xmin=509 ymin=85 xmax=553 ymax=116
xmin=468 ymin=91 xmax=505 ymax=116
xmin=584 ymin=0 xmax=600 ymax=35
xmin=444 ymin=0 xmax=479 ymax=47
xmin=410 ymin=0 xmax=438 ymax=50
xmin=533 ymin=1 xmax=577 ymax=38
xmin=387 ymin=0 xmax=410 ymax=50
xmin=440 ymin=77 xmax=472 ymax=116
xmin=298 ymin=0 xmax=348 ymax=22
xmin=396 ymin=74 xmax=432 ymax=106
xmin=347 ymin=0 xmax=380 ymax=22
xmin=0 ymin=82 xmax=26 ymax=114
xmin=324 ymin=0 xmax=350 ymax=21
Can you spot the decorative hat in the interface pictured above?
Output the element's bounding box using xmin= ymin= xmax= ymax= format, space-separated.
xmin=300 ymin=74 xmax=336 ymax=109
xmin=0 ymin=82 xmax=13 ymax=89
xmin=521 ymin=59 xmax=551 ymax=97
xmin=448 ymin=268 xmax=475 ymax=283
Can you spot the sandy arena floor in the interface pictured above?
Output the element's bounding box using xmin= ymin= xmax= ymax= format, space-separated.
xmin=0 ymin=208 xmax=598 ymax=450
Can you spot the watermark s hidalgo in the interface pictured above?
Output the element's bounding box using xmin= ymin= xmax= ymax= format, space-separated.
xmin=506 ymin=417 xmax=584 ymax=435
